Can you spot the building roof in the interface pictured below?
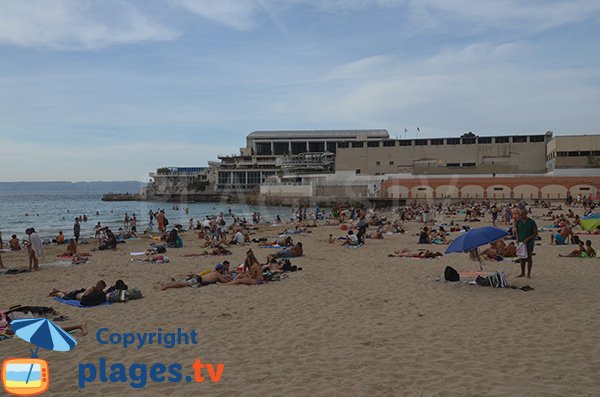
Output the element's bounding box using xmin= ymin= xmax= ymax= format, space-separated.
xmin=247 ymin=129 xmax=390 ymax=139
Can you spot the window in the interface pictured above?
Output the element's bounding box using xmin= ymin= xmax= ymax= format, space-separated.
xmin=477 ymin=137 xmax=492 ymax=144
xmin=593 ymin=151 xmax=600 ymax=156
xmin=355 ymin=169 xmax=361 ymax=174
xmin=568 ymin=151 xmax=579 ymax=157
xmin=337 ymin=142 xmax=349 ymax=149
xmin=351 ymin=141 xmax=364 ymax=148
xmin=462 ymin=162 xmax=476 ymax=167
xmin=494 ymin=187 xmax=504 ymax=191
xmin=376 ymin=161 xmax=381 ymax=166
xmin=273 ymin=142 xmax=289 ymax=155
xmin=580 ymin=187 xmax=590 ymax=191
xmin=383 ymin=140 xmax=396 ymax=147
xmin=308 ymin=142 xmax=325 ymax=152
xmin=512 ymin=136 xmax=528 ymax=143
xmin=447 ymin=163 xmax=460 ymax=167
xmin=389 ymin=161 xmax=395 ymax=165
xmin=495 ymin=136 xmax=509 ymax=144
xmin=233 ymin=172 xmax=246 ymax=184
xmin=218 ymin=172 xmax=230 ymax=184
xmin=557 ymin=151 xmax=567 ymax=157
xmin=415 ymin=139 xmax=428 ymax=146
xmin=327 ymin=142 xmax=338 ymax=153
xmin=447 ymin=138 xmax=460 ymax=145
xmin=291 ymin=142 xmax=307 ymax=154
xmin=255 ymin=142 xmax=272 ymax=155
xmin=430 ymin=139 xmax=444 ymax=145
xmin=529 ymin=135 xmax=545 ymax=142
xmin=367 ymin=141 xmax=380 ymax=147
xmin=462 ymin=138 xmax=476 ymax=144
xmin=399 ymin=140 xmax=412 ymax=146
xmin=247 ymin=171 xmax=261 ymax=185
xmin=580 ymin=151 xmax=591 ymax=156
xmin=417 ymin=187 xmax=427 ymax=191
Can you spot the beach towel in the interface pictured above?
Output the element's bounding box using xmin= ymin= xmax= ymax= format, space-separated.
xmin=129 ymin=252 xmax=146 ymax=256
xmin=42 ymin=261 xmax=75 ymax=268
xmin=259 ymin=245 xmax=292 ymax=249
xmin=52 ymin=297 xmax=112 ymax=308
xmin=346 ymin=243 xmax=364 ymax=249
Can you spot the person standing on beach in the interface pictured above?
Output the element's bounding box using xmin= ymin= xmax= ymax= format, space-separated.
xmin=0 ymin=231 xmax=4 ymax=268
xmin=157 ymin=210 xmax=166 ymax=233
xmin=515 ymin=209 xmax=538 ymax=278
xmin=73 ymin=218 xmax=81 ymax=242
xmin=26 ymin=228 xmax=44 ymax=271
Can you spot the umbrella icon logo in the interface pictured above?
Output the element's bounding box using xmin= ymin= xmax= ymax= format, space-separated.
xmin=1 ymin=318 xmax=77 ymax=396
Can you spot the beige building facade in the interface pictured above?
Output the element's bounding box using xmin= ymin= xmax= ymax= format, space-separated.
xmin=335 ymin=133 xmax=551 ymax=175
xmin=546 ymin=135 xmax=600 ymax=170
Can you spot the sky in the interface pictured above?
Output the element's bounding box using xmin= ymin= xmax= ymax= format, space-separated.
xmin=1 ymin=0 xmax=599 ymax=181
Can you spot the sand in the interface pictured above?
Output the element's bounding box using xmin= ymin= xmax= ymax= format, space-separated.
xmin=1 ymin=206 xmax=600 ymax=397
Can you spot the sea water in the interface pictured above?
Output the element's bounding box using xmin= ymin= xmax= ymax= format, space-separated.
xmin=0 ymin=193 xmax=290 ymax=241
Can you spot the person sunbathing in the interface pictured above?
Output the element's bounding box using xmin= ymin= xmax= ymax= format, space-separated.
xmin=388 ymin=248 xmax=442 ymax=258
xmin=341 ymin=230 xmax=360 ymax=246
xmin=559 ymin=241 xmax=585 ymax=257
xmin=49 ymin=280 xmax=106 ymax=300
xmin=160 ymin=264 xmax=230 ymax=290
xmin=2 ymin=316 xmax=87 ymax=336
xmin=225 ymin=260 xmax=264 ymax=286
xmin=259 ymin=236 xmax=292 ymax=247
xmin=267 ymin=242 xmax=303 ymax=262
xmin=584 ymin=240 xmax=596 ymax=257
xmin=551 ymin=225 xmax=573 ymax=245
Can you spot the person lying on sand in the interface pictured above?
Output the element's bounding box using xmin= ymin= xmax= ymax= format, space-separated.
xmin=160 ymin=264 xmax=230 ymax=290
xmin=182 ymin=246 xmax=232 ymax=257
xmin=258 ymin=236 xmax=292 ymax=247
xmin=49 ymin=280 xmax=106 ymax=300
xmin=388 ymin=248 xmax=443 ymax=258
xmin=267 ymin=242 xmax=303 ymax=262
xmin=1 ymin=313 xmax=87 ymax=336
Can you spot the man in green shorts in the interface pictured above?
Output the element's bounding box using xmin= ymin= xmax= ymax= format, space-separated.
xmin=516 ymin=209 xmax=538 ymax=278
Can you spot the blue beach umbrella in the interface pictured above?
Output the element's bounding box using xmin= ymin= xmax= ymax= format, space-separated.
xmin=10 ymin=318 xmax=77 ymax=357
xmin=445 ymin=226 xmax=509 ymax=254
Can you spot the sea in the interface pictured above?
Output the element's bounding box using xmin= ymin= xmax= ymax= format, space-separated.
xmin=0 ymin=193 xmax=290 ymax=241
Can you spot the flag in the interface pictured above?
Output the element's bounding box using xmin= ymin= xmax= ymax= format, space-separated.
xmin=417 ymin=127 xmax=420 ymax=132
xmin=404 ymin=128 xmax=408 ymax=133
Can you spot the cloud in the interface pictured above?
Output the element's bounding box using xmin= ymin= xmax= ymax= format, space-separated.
xmin=273 ymin=41 xmax=600 ymax=135
xmin=0 ymin=0 xmax=177 ymax=49
xmin=170 ymin=0 xmax=261 ymax=30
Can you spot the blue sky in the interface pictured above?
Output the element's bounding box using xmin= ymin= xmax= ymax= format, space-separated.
xmin=1 ymin=0 xmax=599 ymax=181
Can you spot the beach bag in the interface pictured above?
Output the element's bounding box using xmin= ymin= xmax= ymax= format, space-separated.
xmin=164 ymin=217 xmax=169 ymax=226
xmin=488 ymin=272 xmax=509 ymax=288
xmin=156 ymin=245 xmax=167 ymax=253
xmin=444 ymin=266 xmax=460 ymax=282
xmin=81 ymin=290 xmax=106 ymax=307
xmin=126 ymin=288 xmax=143 ymax=300
xmin=516 ymin=243 xmax=528 ymax=258
xmin=106 ymin=290 xmax=127 ymax=303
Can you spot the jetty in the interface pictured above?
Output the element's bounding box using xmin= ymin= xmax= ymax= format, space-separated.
xmin=101 ymin=193 xmax=144 ymax=201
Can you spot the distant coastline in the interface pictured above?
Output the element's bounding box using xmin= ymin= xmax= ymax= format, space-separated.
xmin=0 ymin=181 xmax=145 ymax=195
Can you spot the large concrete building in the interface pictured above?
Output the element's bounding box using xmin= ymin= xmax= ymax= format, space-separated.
xmin=335 ymin=132 xmax=552 ymax=175
xmin=215 ymin=130 xmax=389 ymax=191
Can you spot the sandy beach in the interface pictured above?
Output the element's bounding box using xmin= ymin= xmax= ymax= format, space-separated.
xmin=1 ymin=205 xmax=600 ymax=397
